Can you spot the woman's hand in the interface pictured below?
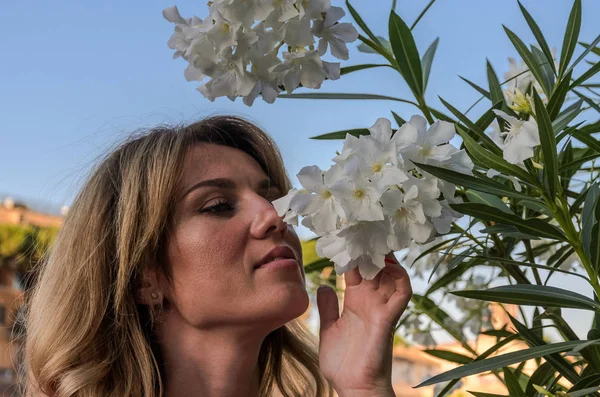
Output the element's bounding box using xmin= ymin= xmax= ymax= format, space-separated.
xmin=316 ymin=254 xmax=412 ymax=397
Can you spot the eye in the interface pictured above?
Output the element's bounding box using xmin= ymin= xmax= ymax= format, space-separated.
xmin=199 ymin=199 xmax=234 ymax=215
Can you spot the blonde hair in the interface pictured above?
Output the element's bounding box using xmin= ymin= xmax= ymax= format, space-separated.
xmin=21 ymin=116 xmax=332 ymax=397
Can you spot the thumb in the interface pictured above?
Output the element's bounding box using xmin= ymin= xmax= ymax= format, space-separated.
xmin=317 ymin=285 xmax=339 ymax=333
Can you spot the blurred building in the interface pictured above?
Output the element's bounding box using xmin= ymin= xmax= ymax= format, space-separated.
xmin=0 ymin=198 xmax=63 ymax=394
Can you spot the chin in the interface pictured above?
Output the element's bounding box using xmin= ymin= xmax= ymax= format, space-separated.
xmin=261 ymin=284 xmax=310 ymax=325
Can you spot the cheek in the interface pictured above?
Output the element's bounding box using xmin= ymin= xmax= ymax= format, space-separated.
xmin=165 ymin=220 xmax=249 ymax=305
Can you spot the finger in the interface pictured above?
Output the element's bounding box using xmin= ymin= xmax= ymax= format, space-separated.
xmin=317 ymin=285 xmax=339 ymax=333
xmin=377 ymin=266 xmax=397 ymax=302
xmin=344 ymin=266 xmax=362 ymax=287
xmin=361 ymin=269 xmax=383 ymax=290
xmin=386 ymin=265 xmax=412 ymax=319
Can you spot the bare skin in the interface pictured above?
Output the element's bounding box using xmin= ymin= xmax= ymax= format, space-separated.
xmin=142 ymin=143 xmax=411 ymax=397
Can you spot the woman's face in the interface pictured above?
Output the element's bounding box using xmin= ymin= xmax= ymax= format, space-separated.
xmin=160 ymin=143 xmax=308 ymax=330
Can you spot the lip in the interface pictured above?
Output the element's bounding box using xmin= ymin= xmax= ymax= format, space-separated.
xmin=255 ymin=245 xmax=298 ymax=269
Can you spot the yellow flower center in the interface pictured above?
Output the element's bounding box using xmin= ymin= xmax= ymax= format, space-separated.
xmin=371 ymin=163 xmax=382 ymax=173
xmin=321 ymin=190 xmax=332 ymax=199
xmin=353 ymin=189 xmax=364 ymax=199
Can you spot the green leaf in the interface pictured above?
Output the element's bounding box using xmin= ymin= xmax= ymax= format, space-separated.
xmin=518 ymin=1 xmax=556 ymax=74
xmin=478 ymin=255 xmax=589 ymax=282
xmin=410 ymin=0 xmax=436 ymax=30
xmin=426 ymin=258 xmax=478 ymax=295
xmin=479 ymin=224 xmax=541 ymax=240
xmin=424 ymin=349 xmax=473 ymax=365
xmin=487 ymin=60 xmax=505 ymax=105
xmin=389 ymin=10 xmax=424 ymax=97
xmin=525 ymin=362 xmax=557 ymax=396
xmin=412 ymin=294 xmax=466 ymax=342
xmin=414 ymin=163 xmax=531 ymax=200
xmin=391 ymin=111 xmax=405 ymax=127
xmin=579 ymin=41 xmax=600 ymax=56
xmin=468 ymin=392 xmax=508 ymax=397
xmin=452 ymin=285 xmax=600 ymax=311
xmin=571 ymin=61 xmax=600 ymax=89
xmin=558 ymin=0 xmax=582 ymax=77
xmin=532 ymin=45 xmax=555 ymax=93
xmin=346 ymin=1 xmax=381 ymax=46
xmin=559 ymin=153 xmax=600 ymax=173
xmin=573 ymin=129 xmax=600 ymax=153
xmin=416 ymin=340 xmax=583 ymax=387
xmin=439 ymin=98 xmax=502 ymax=154
xmin=459 ymin=75 xmax=490 ymax=98
xmin=278 ymin=92 xmax=417 ymax=105
xmin=340 ymin=64 xmax=394 ymax=76
xmin=356 ymin=35 xmax=395 ymax=64
xmin=311 ymin=128 xmax=369 ymax=140
xmin=303 ymin=258 xmax=333 ymax=273
xmin=553 ymin=99 xmax=584 ymax=134
xmin=421 ymin=37 xmax=439 ymax=91
xmin=533 ymin=90 xmax=559 ymax=198
xmin=568 ymin=387 xmax=600 ymax=397
xmin=547 ymin=70 xmax=573 ymax=120
xmin=583 ymin=185 xmax=600 ymax=264
xmin=456 ymin=126 xmax=537 ymax=185
xmin=429 ymin=107 xmax=455 ymax=122
xmin=504 ymin=367 xmax=527 ymax=397
xmin=503 ymin=26 xmax=551 ymax=95
xmin=509 ymin=313 xmax=581 ymax=385
xmin=569 ymin=374 xmax=600 ymax=392
xmin=466 ymin=190 xmax=512 ymax=214
xmin=567 ymin=34 xmax=600 ymax=75
xmin=450 ymin=203 xmax=567 ymax=241
xmin=519 ymin=199 xmax=553 ymax=218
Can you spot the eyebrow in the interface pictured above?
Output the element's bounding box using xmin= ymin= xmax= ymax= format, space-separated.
xmin=180 ymin=178 xmax=276 ymax=201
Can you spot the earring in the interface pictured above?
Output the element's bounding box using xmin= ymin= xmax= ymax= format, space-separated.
xmin=151 ymin=292 xmax=159 ymax=300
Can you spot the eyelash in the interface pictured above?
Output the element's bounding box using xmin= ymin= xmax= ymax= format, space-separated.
xmin=199 ymin=199 xmax=234 ymax=215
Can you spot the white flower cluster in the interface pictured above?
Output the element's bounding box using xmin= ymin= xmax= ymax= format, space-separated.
xmin=273 ymin=115 xmax=474 ymax=279
xmin=163 ymin=1 xmax=358 ymax=105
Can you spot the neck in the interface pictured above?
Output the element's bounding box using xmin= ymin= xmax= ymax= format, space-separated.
xmin=157 ymin=314 xmax=270 ymax=397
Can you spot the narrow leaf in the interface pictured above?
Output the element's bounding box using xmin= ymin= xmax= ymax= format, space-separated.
xmin=346 ymin=1 xmax=381 ymax=46
xmin=340 ymin=64 xmax=394 ymax=76
xmin=459 ymin=75 xmax=490 ymax=98
xmin=487 ymin=60 xmax=505 ymax=105
xmin=311 ymin=128 xmax=369 ymax=140
xmin=583 ymin=184 xmax=600 ymax=262
xmin=424 ymin=349 xmax=473 ymax=365
xmin=518 ymin=1 xmax=556 ymax=74
xmin=389 ymin=10 xmax=424 ymax=97
xmin=558 ymin=0 xmax=582 ymax=77
xmin=571 ymin=61 xmax=600 ymax=89
xmin=450 ymin=203 xmax=567 ymax=241
xmin=547 ymin=70 xmax=572 ymax=120
xmin=533 ymin=90 xmax=559 ymax=198
xmin=451 ymin=285 xmax=600 ymax=311
xmin=391 ymin=111 xmax=405 ymax=127
xmin=421 ymin=37 xmax=439 ymax=91
xmin=414 ymin=163 xmax=531 ymax=200
xmin=504 ymin=26 xmax=551 ymax=95
xmin=416 ymin=340 xmax=583 ymax=387
xmin=466 ymin=191 xmax=512 ymax=214
xmin=504 ymin=367 xmax=527 ymax=397
xmin=278 ymin=92 xmax=417 ymax=105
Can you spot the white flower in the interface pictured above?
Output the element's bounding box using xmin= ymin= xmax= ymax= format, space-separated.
xmin=295 ymin=165 xmax=345 ymax=234
xmin=202 ymin=10 xmax=239 ymax=50
xmin=332 ymin=133 xmax=360 ymax=165
xmin=328 ymin=172 xmax=384 ymax=222
xmin=243 ymin=50 xmax=282 ymax=105
xmin=344 ymin=137 xmax=408 ymax=191
xmin=197 ymin=47 xmax=257 ymax=100
xmin=266 ymin=0 xmax=301 ymax=26
xmin=432 ymin=199 xmax=462 ymax=234
xmin=303 ymin=0 xmax=332 ymax=19
xmin=397 ymin=115 xmax=458 ymax=168
xmin=337 ymin=221 xmax=391 ymax=279
xmin=272 ymin=49 xmax=325 ymax=93
xmin=402 ymin=175 xmax=442 ymax=218
xmin=272 ymin=188 xmax=301 ymax=225
xmin=492 ymin=110 xmax=540 ymax=164
xmin=284 ymin=15 xmax=315 ymax=48
xmin=381 ymin=186 xmax=435 ymax=251
xmin=210 ymin=0 xmax=274 ymax=28
xmin=311 ymin=6 xmax=358 ymax=60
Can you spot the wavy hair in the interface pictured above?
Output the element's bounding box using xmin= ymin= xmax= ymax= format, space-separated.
xmin=21 ymin=116 xmax=332 ymax=397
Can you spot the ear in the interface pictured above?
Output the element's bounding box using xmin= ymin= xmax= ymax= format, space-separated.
xmin=136 ymin=268 xmax=163 ymax=305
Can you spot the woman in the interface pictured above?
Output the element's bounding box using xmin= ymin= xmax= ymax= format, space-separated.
xmin=22 ymin=116 xmax=412 ymax=397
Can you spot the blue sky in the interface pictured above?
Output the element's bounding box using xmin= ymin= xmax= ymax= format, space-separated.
xmin=2 ymin=1 xmax=600 ymax=338
xmin=2 ymin=0 xmax=599 ymax=211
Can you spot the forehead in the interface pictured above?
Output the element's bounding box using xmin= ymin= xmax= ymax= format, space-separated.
xmin=180 ymin=143 xmax=267 ymax=186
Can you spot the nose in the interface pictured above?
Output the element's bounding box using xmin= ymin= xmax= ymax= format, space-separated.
xmin=250 ymin=196 xmax=288 ymax=240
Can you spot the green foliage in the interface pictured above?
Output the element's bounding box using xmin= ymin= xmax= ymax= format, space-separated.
xmin=296 ymin=0 xmax=600 ymax=395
